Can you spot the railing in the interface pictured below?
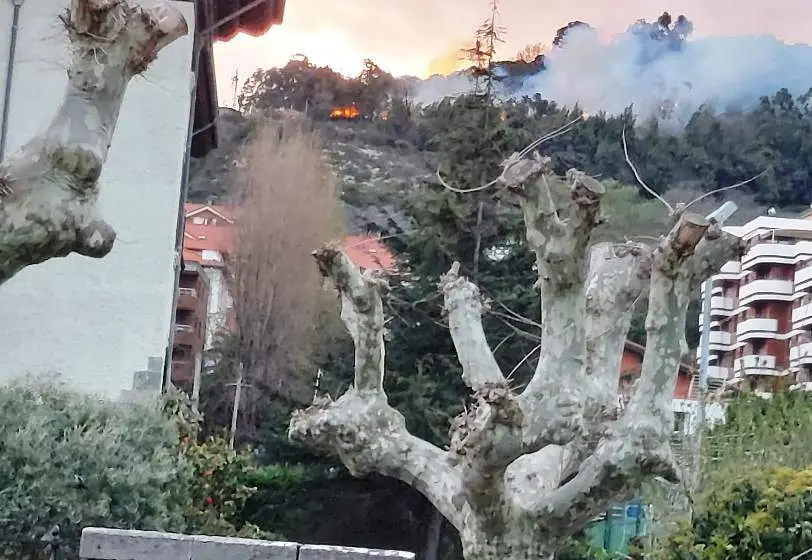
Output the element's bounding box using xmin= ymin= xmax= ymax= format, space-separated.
xmin=742 ymin=242 xmax=797 ymax=269
xmin=708 ymin=330 xmax=733 ymax=347
xmin=175 ymin=324 xmax=194 ymax=333
xmin=734 ymin=354 xmax=778 ymax=375
xmin=178 ymin=287 xmax=197 ymax=297
xmin=738 ymin=279 xmax=794 ymax=304
xmin=736 ymin=317 xmax=778 ymax=339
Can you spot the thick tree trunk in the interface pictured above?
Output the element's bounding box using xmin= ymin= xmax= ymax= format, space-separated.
xmin=0 ymin=0 xmax=188 ymax=285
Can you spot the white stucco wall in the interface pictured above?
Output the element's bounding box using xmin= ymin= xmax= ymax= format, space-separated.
xmin=672 ymin=398 xmax=727 ymax=435
xmin=202 ymin=265 xmax=228 ymax=348
xmin=0 ymin=0 xmax=196 ymax=399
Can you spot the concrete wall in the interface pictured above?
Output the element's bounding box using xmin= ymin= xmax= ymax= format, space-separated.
xmin=672 ymin=398 xmax=727 ymax=434
xmin=79 ymin=528 xmax=415 ymax=560
xmin=0 ymin=0 xmax=195 ymax=399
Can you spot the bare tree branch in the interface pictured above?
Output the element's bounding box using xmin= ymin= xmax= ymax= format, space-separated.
xmin=681 ymin=170 xmax=768 ymax=212
xmin=515 ymin=166 xmax=606 ymax=447
xmin=0 ymin=0 xmax=188 ymax=284
xmin=290 ymin=246 xmax=469 ymax=528
xmin=313 ymin=246 xmax=386 ymax=392
xmin=440 ymin=262 xmax=505 ymax=390
xmin=621 ymin=125 xmax=673 ymax=213
xmin=584 ymin=242 xmax=652 ymax=414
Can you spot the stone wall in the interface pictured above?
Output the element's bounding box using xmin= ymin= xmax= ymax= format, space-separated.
xmin=79 ymin=528 xmax=415 ymax=560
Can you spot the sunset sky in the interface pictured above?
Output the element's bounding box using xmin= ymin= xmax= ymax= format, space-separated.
xmin=212 ymin=0 xmax=812 ymax=105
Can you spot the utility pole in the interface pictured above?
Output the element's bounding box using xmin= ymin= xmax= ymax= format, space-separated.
xmin=228 ymin=362 xmax=246 ymax=448
xmin=231 ymin=67 xmax=239 ymax=109
xmin=691 ymin=201 xmax=738 ymax=495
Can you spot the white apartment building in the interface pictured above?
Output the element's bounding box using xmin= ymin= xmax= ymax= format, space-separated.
xmin=698 ymin=215 xmax=812 ymax=395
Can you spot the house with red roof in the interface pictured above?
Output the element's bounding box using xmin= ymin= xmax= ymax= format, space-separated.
xmin=172 ymin=203 xmax=397 ymax=385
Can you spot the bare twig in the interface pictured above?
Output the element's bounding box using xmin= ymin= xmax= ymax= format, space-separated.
xmin=682 ymin=170 xmax=768 ymax=212
xmin=790 ymin=546 xmax=812 ymax=560
xmin=436 ymin=113 xmax=585 ymax=194
xmin=621 ymin=125 xmax=673 ymax=214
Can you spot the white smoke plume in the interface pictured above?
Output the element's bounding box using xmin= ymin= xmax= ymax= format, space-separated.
xmin=411 ymin=19 xmax=812 ymax=126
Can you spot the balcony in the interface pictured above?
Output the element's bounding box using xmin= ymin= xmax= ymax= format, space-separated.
xmin=734 ymin=354 xmax=779 ymax=376
xmin=706 ymin=365 xmax=730 ymax=380
xmin=790 ymin=342 xmax=812 ymax=366
xmin=708 ymin=330 xmax=733 ymax=348
xmin=710 ymin=296 xmax=735 ymax=316
xmin=735 ymin=317 xmax=779 ymax=341
xmin=177 ymin=287 xmax=198 ymax=311
xmin=792 ymin=303 xmax=812 ymax=328
xmin=738 ymin=279 xmax=794 ymax=306
xmin=174 ymin=323 xmax=196 ymax=347
xmin=795 ymin=265 xmax=812 ymax=293
xmin=713 ymin=260 xmax=741 ymax=281
xmin=742 ymin=243 xmax=797 ymax=270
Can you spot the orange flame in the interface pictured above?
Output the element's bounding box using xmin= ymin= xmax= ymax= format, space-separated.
xmin=329 ymin=104 xmax=360 ymax=120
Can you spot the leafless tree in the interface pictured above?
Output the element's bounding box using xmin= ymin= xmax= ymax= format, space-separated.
xmin=516 ymin=43 xmax=547 ymax=63
xmin=0 ymin=0 xmax=187 ymax=285
xmin=226 ymin=118 xmax=341 ymax=436
xmin=289 ymin=154 xmax=743 ymax=559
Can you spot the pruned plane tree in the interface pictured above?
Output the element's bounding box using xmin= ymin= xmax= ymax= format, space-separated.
xmin=289 ymin=153 xmax=743 ymax=560
xmin=0 ymin=0 xmax=188 ymax=285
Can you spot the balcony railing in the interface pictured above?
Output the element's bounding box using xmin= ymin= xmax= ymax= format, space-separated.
xmin=790 ymin=341 xmax=812 ymax=365
xmin=710 ymin=260 xmax=741 ymax=282
xmin=710 ymin=296 xmax=735 ymax=316
xmin=734 ymin=354 xmax=779 ymax=375
xmin=795 ymin=266 xmax=812 ymax=292
xmin=742 ymin=242 xmax=797 ymax=269
xmin=178 ymin=287 xmax=197 ymax=297
xmin=792 ymin=303 xmax=812 ymax=327
xmin=175 ymin=324 xmax=194 ymax=333
xmin=706 ymin=365 xmax=730 ymax=380
xmin=738 ymin=279 xmax=794 ymax=305
xmin=736 ymin=317 xmax=779 ymax=340
xmin=708 ymin=330 xmax=733 ymax=347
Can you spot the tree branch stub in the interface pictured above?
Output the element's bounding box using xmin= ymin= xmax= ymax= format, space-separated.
xmin=0 ymin=0 xmax=188 ymax=284
xmin=440 ymin=262 xmax=505 ymax=390
xmin=313 ymin=245 xmax=386 ymax=392
xmin=293 ymin=245 xmax=470 ymax=529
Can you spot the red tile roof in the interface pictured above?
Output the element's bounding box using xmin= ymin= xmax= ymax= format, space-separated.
xmin=342 ymin=236 xmax=397 ymax=272
xmin=181 ymin=204 xmax=397 ymax=272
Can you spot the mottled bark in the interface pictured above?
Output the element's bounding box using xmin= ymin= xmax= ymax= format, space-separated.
xmin=290 ymin=161 xmax=743 ymax=558
xmin=0 ymin=0 xmax=188 ymax=284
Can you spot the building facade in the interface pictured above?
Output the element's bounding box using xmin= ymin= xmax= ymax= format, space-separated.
xmin=699 ymin=216 xmax=812 ymax=396
xmin=0 ymin=0 xmax=200 ymax=400
xmin=178 ymin=204 xmax=398 ymax=353
xmin=173 ymin=262 xmax=211 ymax=384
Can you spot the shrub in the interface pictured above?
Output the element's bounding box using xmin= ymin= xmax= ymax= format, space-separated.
xmin=659 ymin=466 xmax=812 ymax=559
xmin=0 ymin=377 xmax=276 ymax=558
xmin=182 ymin=435 xmax=277 ymax=539
xmin=0 ymin=377 xmax=192 ymax=558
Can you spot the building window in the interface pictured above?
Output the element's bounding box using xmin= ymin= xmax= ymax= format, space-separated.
xmin=192 ymin=216 xmax=207 ymax=225
xmin=673 ymin=411 xmax=687 ymax=433
xmin=201 ymin=250 xmax=221 ymax=262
